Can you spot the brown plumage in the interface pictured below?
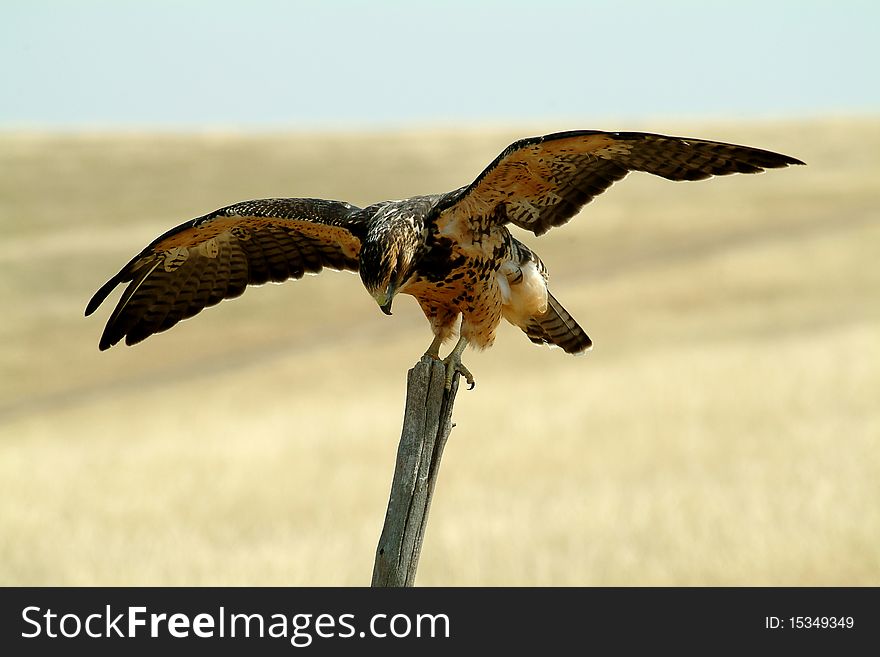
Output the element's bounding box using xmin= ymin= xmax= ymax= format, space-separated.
xmin=86 ymin=130 xmax=804 ymax=385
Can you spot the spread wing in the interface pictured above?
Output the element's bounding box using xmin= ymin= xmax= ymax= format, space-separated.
xmin=86 ymin=198 xmax=364 ymax=350
xmin=436 ymin=130 xmax=805 ymax=236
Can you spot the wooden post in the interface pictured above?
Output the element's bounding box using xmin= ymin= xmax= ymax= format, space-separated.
xmin=371 ymin=355 xmax=460 ymax=587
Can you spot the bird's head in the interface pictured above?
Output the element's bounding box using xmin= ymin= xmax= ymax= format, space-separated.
xmin=359 ymin=207 xmax=421 ymax=316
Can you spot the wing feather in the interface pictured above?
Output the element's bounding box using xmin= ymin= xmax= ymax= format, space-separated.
xmin=86 ymin=197 xmax=363 ymax=350
xmin=437 ymin=130 xmax=804 ymax=236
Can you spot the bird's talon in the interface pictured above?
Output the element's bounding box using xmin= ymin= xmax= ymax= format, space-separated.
xmin=459 ymin=364 xmax=475 ymax=390
xmin=443 ymin=356 xmax=475 ymax=390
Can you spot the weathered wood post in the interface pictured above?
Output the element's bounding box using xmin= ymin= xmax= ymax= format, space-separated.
xmin=371 ymin=355 xmax=460 ymax=587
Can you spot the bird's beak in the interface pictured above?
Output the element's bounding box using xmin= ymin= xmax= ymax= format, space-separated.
xmin=374 ymin=283 xmax=396 ymax=316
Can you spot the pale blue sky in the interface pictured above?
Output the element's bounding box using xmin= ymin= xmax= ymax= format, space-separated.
xmin=2 ymin=0 xmax=878 ymax=128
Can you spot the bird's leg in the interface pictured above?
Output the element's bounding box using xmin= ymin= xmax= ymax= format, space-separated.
xmin=442 ymin=336 xmax=475 ymax=390
xmin=423 ymin=333 xmax=445 ymax=360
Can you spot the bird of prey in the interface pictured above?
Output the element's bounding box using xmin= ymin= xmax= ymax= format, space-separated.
xmin=86 ymin=130 xmax=803 ymax=388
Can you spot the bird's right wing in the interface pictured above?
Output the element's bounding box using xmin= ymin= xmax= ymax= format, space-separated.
xmin=85 ymin=198 xmax=364 ymax=350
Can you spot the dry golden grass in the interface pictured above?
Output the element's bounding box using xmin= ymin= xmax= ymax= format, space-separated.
xmin=0 ymin=118 xmax=878 ymax=585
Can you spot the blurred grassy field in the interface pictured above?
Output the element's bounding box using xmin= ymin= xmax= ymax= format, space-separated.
xmin=0 ymin=118 xmax=878 ymax=585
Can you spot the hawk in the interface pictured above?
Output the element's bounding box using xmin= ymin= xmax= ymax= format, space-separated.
xmin=86 ymin=130 xmax=803 ymax=387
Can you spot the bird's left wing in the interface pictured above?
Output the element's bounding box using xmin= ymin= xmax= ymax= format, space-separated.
xmin=86 ymin=198 xmax=364 ymax=350
xmin=436 ymin=130 xmax=804 ymax=236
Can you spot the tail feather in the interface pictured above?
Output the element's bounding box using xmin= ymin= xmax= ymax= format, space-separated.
xmin=523 ymin=292 xmax=592 ymax=354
